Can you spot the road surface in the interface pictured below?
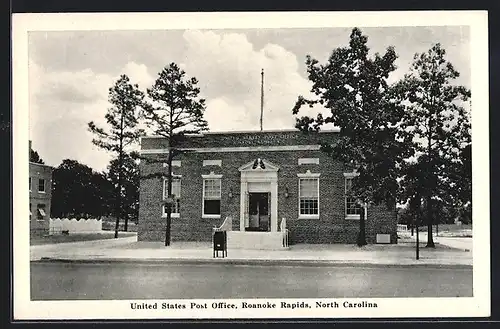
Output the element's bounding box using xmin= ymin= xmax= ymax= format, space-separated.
xmin=30 ymin=261 xmax=472 ymax=300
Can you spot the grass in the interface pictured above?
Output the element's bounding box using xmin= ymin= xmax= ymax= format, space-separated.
xmin=399 ymin=223 xmax=472 ymax=236
xmin=434 ymin=223 xmax=472 ymax=232
xmin=101 ymin=221 xmax=138 ymax=232
xmin=30 ymin=232 xmax=137 ymax=245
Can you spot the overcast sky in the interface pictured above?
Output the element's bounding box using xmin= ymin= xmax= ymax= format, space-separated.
xmin=28 ymin=26 xmax=470 ymax=172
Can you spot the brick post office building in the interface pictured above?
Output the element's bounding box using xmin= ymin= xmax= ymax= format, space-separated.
xmin=29 ymin=141 xmax=53 ymax=236
xmin=138 ymin=130 xmax=397 ymax=249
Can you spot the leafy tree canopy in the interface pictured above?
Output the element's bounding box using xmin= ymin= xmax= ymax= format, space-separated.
xmin=293 ymin=27 xmax=408 ymax=209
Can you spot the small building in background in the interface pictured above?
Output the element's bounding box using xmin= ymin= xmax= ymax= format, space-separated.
xmin=29 ymin=140 xmax=53 ymax=236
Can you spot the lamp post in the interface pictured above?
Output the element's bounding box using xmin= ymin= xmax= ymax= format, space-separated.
xmin=411 ymin=195 xmax=421 ymax=260
xmin=415 ymin=214 xmax=419 ymax=260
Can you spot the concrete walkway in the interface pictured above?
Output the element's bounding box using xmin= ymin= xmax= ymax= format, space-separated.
xmin=404 ymin=231 xmax=472 ymax=251
xmin=30 ymin=233 xmax=472 ymax=267
xmin=437 ymin=237 xmax=473 ymax=251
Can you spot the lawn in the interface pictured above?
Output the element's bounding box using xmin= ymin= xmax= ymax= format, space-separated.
xmin=101 ymin=221 xmax=138 ymax=232
xmin=30 ymin=232 xmax=137 ymax=245
xmin=398 ymin=223 xmax=472 ymax=239
xmin=433 ymin=223 xmax=472 ymax=237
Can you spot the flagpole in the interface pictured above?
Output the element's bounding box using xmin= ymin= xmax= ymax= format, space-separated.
xmin=260 ymin=68 xmax=264 ymax=131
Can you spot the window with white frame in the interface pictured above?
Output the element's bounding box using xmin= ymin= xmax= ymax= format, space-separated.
xmin=299 ymin=177 xmax=319 ymax=217
xmin=163 ymin=176 xmax=181 ymax=217
xmin=203 ymin=177 xmax=221 ymax=217
xmin=38 ymin=178 xmax=45 ymax=193
xmin=345 ymin=176 xmax=362 ymax=218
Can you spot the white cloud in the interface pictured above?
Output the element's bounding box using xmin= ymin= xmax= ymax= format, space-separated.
xmin=29 ymin=30 xmax=335 ymax=171
xmin=122 ymin=62 xmax=155 ymax=90
xmin=182 ymin=30 xmax=324 ymax=132
xmin=29 ymin=60 xmax=154 ymax=172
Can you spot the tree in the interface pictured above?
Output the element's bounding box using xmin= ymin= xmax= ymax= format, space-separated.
xmin=90 ymin=170 xmax=115 ymax=219
xmin=30 ymin=148 xmax=45 ymax=164
xmin=455 ymin=144 xmax=472 ymax=224
xmin=88 ymin=74 xmax=144 ymax=238
xmin=107 ymin=151 xmax=140 ymax=228
xmin=51 ymin=159 xmax=112 ymax=218
xmin=142 ymin=63 xmax=208 ymax=246
xmin=396 ymin=44 xmax=471 ymax=247
xmin=292 ymin=27 xmax=408 ymax=246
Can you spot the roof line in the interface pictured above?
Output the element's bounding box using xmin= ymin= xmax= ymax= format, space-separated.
xmin=29 ymin=161 xmax=54 ymax=168
xmin=142 ymin=128 xmax=340 ymax=139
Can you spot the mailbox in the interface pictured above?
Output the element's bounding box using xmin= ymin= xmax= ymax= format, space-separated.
xmin=213 ymin=231 xmax=227 ymax=258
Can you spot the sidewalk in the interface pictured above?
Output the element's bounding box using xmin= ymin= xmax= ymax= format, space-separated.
xmin=30 ymin=233 xmax=472 ymax=267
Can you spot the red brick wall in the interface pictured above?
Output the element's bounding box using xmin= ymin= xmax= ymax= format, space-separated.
xmin=29 ymin=162 xmax=53 ymax=236
xmin=138 ymin=133 xmax=397 ymax=244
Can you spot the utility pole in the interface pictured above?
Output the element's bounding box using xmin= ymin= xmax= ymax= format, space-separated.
xmin=260 ymin=68 xmax=264 ymax=131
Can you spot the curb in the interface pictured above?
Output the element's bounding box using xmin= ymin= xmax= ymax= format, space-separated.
xmin=34 ymin=257 xmax=473 ymax=269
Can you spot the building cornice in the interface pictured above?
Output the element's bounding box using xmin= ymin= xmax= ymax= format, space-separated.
xmin=141 ymin=128 xmax=340 ymax=139
xmin=140 ymin=144 xmax=322 ymax=154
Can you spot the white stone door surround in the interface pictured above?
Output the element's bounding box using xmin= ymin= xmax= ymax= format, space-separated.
xmin=238 ymin=158 xmax=279 ymax=232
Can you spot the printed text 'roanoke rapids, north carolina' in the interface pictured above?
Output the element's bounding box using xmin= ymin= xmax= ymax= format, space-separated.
xmin=130 ymin=300 xmax=379 ymax=311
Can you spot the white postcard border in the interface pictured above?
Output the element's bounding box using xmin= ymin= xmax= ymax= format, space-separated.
xmin=12 ymin=10 xmax=490 ymax=319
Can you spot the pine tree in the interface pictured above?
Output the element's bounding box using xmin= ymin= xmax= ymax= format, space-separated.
xmin=142 ymin=63 xmax=208 ymax=246
xmin=107 ymin=152 xmax=140 ymax=228
xmin=88 ymin=74 xmax=144 ymax=238
xmin=397 ymin=44 xmax=471 ymax=247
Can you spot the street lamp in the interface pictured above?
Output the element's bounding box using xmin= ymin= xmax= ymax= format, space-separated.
xmin=415 ymin=214 xmax=419 ymax=260
xmin=411 ymin=195 xmax=421 ymax=260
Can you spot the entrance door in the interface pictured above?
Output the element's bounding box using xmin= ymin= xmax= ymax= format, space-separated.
xmin=247 ymin=192 xmax=270 ymax=231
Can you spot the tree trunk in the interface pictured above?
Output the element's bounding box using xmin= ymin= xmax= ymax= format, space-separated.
xmin=114 ymin=193 xmax=120 ymax=238
xmin=425 ymin=196 xmax=435 ymax=248
xmin=424 ymin=98 xmax=435 ymax=248
xmin=115 ymin=109 xmax=125 ymax=239
xmin=165 ymin=149 xmax=173 ymax=246
xmin=124 ymin=216 xmax=128 ymax=232
xmin=357 ymin=204 xmax=367 ymax=246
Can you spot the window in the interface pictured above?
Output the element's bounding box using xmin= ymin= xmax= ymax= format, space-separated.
xmin=29 ymin=177 xmax=32 ymax=192
xmin=38 ymin=178 xmax=45 ymax=193
xmin=37 ymin=204 xmax=46 ymax=221
xmin=203 ymin=178 xmax=221 ymax=217
xmin=163 ymin=177 xmax=181 ymax=217
xmin=29 ymin=203 xmax=32 ymax=221
xmin=299 ymin=178 xmax=319 ymax=217
xmin=345 ymin=177 xmax=362 ymax=219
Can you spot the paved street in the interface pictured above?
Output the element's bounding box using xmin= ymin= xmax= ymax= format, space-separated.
xmin=31 ymin=261 xmax=472 ymax=300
